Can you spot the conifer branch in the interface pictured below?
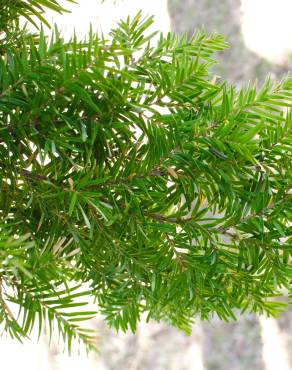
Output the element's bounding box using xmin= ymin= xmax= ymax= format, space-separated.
xmin=0 ymin=1 xmax=291 ymax=352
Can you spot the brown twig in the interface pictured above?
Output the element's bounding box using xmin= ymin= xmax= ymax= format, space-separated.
xmin=0 ymin=278 xmax=14 ymax=320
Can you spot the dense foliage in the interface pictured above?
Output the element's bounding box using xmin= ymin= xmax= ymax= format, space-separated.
xmin=0 ymin=0 xmax=291 ymax=352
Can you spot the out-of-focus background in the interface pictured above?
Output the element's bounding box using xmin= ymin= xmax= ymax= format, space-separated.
xmin=1 ymin=1 xmax=291 ymax=369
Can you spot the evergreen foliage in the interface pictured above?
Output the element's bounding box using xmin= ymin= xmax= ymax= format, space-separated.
xmin=0 ymin=0 xmax=291 ymax=352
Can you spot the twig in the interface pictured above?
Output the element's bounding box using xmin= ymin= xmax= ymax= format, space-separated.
xmin=0 ymin=278 xmax=14 ymax=320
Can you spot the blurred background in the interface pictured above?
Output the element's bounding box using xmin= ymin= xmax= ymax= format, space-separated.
xmin=1 ymin=1 xmax=291 ymax=369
